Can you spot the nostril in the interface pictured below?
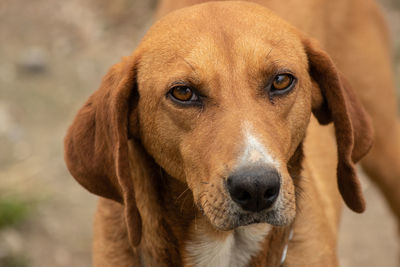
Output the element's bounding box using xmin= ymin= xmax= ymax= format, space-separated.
xmin=264 ymin=187 xmax=279 ymax=201
xmin=235 ymin=190 xmax=251 ymax=202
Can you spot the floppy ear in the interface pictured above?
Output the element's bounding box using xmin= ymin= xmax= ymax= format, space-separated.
xmin=303 ymin=38 xmax=374 ymax=213
xmin=64 ymin=55 xmax=142 ymax=246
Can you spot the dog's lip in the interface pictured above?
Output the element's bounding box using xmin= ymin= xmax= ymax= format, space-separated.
xmin=210 ymin=211 xmax=276 ymax=231
xmin=199 ymin=200 xmax=288 ymax=231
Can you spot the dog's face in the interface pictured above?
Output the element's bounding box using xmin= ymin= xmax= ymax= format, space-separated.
xmin=65 ymin=2 xmax=373 ymax=246
xmin=136 ymin=3 xmax=312 ymax=229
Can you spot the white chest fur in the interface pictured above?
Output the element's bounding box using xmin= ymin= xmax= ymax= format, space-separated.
xmin=185 ymin=224 xmax=271 ymax=267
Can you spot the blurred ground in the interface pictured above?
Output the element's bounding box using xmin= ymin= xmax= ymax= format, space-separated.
xmin=0 ymin=0 xmax=399 ymax=266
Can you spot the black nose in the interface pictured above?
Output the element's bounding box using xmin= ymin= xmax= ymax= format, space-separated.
xmin=227 ymin=165 xmax=281 ymax=212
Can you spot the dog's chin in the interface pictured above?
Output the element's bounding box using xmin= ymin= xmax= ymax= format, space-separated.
xmin=201 ymin=205 xmax=295 ymax=231
xmin=197 ymin=192 xmax=296 ymax=231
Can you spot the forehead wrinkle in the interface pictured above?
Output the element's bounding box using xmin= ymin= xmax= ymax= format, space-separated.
xmin=181 ymin=56 xmax=197 ymax=74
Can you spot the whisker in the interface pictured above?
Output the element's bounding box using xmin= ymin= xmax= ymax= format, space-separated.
xmin=194 ymin=211 xmax=197 ymax=231
xmin=197 ymin=191 xmax=209 ymax=200
xmin=175 ymin=187 xmax=190 ymax=202
xmin=180 ymin=193 xmax=190 ymax=213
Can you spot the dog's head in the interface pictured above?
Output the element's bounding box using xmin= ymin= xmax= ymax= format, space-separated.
xmin=64 ymin=2 xmax=373 ymax=247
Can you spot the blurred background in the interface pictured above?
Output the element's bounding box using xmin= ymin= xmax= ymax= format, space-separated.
xmin=0 ymin=0 xmax=398 ymax=266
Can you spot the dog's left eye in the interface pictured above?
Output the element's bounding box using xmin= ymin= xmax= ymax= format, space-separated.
xmin=269 ymin=73 xmax=296 ymax=95
xmin=168 ymin=86 xmax=201 ymax=105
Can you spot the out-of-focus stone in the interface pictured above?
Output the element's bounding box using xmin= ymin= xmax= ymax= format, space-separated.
xmin=18 ymin=47 xmax=48 ymax=74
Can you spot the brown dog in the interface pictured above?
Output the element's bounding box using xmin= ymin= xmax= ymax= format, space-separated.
xmin=64 ymin=1 xmax=399 ymax=266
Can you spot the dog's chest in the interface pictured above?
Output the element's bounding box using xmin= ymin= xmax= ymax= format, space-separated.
xmin=185 ymin=224 xmax=271 ymax=267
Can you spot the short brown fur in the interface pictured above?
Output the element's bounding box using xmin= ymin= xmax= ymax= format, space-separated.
xmin=65 ymin=0 xmax=399 ymax=266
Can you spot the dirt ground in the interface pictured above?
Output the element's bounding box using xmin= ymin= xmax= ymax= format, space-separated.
xmin=0 ymin=0 xmax=399 ymax=266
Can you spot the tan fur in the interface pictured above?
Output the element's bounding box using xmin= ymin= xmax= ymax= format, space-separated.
xmin=64 ymin=0 xmax=399 ymax=266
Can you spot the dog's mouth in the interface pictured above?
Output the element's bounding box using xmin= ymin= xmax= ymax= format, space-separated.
xmin=197 ymin=189 xmax=294 ymax=230
xmin=195 ymin=165 xmax=296 ymax=230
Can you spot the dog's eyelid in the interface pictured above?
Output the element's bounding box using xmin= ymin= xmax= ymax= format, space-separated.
xmin=170 ymin=80 xmax=190 ymax=87
xmin=260 ymin=64 xmax=296 ymax=81
xmin=273 ymin=68 xmax=296 ymax=76
xmin=168 ymin=75 xmax=202 ymax=86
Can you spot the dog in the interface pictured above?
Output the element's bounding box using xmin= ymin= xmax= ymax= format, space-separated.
xmin=64 ymin=0 xmax=400 ymax=266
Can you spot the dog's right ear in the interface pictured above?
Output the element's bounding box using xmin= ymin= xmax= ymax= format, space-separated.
xmin=64 ymin=54 xmax=142 ymax=246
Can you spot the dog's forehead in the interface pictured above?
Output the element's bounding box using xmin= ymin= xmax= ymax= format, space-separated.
xmin=140 ymin=2 xmax=303 ymax=54
xmin=136 ymin=2 xmax=307 ymax=89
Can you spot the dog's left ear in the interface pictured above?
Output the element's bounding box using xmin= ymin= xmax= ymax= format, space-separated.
xmin=303 ymin=37 xmax=374 ymax=213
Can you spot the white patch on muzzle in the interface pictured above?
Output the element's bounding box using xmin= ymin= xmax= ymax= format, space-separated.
xmin=239 ymin=122 xmax=278 ymax=168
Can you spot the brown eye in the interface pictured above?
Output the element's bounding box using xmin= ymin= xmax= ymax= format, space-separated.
xmin=272 ymin=74 xmax=293 ymax=91
xmin=168 ymin=85 xmax=201 ymax=105
xmin=171 ymin=86 xmax=193 ymax=101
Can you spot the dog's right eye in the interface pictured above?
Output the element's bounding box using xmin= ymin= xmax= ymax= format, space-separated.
xmin=168 ymin=86 xmax=202 ymax=106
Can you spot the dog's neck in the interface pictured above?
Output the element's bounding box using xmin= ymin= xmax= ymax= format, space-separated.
xmin=183 ymin=218 xmax=271 ymax=267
